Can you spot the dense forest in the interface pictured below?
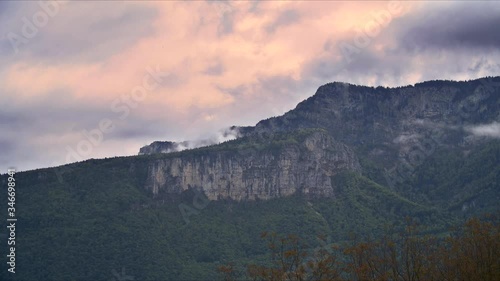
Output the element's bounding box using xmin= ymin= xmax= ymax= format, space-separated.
xmin=0 ymin=137 xmax=498 ymax=280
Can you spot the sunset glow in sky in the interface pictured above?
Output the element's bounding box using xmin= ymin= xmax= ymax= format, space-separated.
xmin=1 ymin=1 xmax=500 ymax=171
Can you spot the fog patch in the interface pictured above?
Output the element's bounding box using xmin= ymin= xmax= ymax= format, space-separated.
xmin=139 ymin=127 xmax=241 ymax=155
xmin=465 ymin=122 xmax=500 ymax=139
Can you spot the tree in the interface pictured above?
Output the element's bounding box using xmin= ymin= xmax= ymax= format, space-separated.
xmin=219 ymin=216 xmax=500 ymax=281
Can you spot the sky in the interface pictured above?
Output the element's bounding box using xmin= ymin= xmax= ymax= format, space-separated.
xmin=1 ymin=0 xmax=500 ymax=172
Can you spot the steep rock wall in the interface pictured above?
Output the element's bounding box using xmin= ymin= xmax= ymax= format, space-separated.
xmin=144 ymin=132 xmax=361 ymax=201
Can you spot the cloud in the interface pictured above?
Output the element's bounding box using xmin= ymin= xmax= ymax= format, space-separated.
xmin=140 ymin=126 xmax=242 ymax=154
xmin=208 ymin=0 xmax=235 ymax=35
xmin=302 ymin=1 xmax=500 ymax=87
xmin=185 ymin=126 xmax=242 ymax=150
xmin=265 ymin=9 xmax=300 ymax=33
xmin=466 ymin=122 xmax=500 ymax=139
xmin=2 ymin=1 xmax=500 ymax=172
xmin=0 ymin=1 xmax=157 ymax=62
xmin=203 ymin=61 xmax=225 ymax=76
xmin=395 ymin=2 xmax=500 ymax=51
xmin=393 ymin=134 xmax=421 ymax=144
xmin=0 ymin=1 xmax=18 ymax=17
xmin=0 ymin=89 xmax=184 ymax=172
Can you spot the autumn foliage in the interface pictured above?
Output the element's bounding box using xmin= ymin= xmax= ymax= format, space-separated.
xmin=218 ymin=216 xmax=499 ymax=281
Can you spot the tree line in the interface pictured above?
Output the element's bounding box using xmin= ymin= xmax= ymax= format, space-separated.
xmin=218 ymin=215 xmax=499 ymax=281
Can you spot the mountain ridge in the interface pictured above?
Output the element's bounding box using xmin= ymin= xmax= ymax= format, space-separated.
xmin=133 ymin=76 xmax=499 ymax=204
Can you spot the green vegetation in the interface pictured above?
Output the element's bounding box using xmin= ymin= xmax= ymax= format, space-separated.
xmin=0 ymin=134 xmax=498 ymax=280
xmin=144 ymin=128 xmax=328 ymax=158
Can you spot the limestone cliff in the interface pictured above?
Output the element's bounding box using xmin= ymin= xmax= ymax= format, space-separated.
xmin=144 ymin=131 xmax=361 ymax=201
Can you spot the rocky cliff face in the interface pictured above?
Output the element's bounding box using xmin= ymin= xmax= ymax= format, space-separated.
xmin=251 ymin=79 xmax=499 ymax=137
xmin=139 ymin=141 xmax=178 ymax=155
xmin=144 ymin=131 xmax=361 ymax=201
xmin=244 ymin=78 xmax=500 ymax=169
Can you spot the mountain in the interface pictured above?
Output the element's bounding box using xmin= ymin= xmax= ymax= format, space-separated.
xmin=1 ymin=77 xmax=499 ymax=280
xmin=139 ymin=76 xmax=499 ymax=210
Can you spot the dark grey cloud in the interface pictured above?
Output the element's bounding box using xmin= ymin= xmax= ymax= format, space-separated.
xmin=218 ymin=12 xmax=234 ymax=35
xmin=217 ymin=84 xmax=247 ymax=98
xmin=58 ymin=4 xmax=156 ymax=60
xmin=1 ymin=88 xmax=174 ymax=135
xmin=208 ymin=0 xmax=234 ymax=35
xmin=199 ymin=74 xmax=314 ymax=137
xmin=303 ymin=2 xmax=500 ymax=88
xmin=203 ymin=61 xmax=225 ymax=76
xmin=0 ymin=96 xmax=176 ymax=172
xmin=0 ymin=2 xmax=157 ymax=62
xmin=0 ymin=111 xmax=28 ymax=129
xmin=0 ymin=1 xmax=18 ymax=17
xmin=214 ymin=74 xmax=319 ymax=127
xmin=257 ymin=74 xmax=301 ymax=97
xmin=0 ymin=1 xmax=37 ymax=61
xmin=105 ymin=118 xmax=172 ymax=141
xmin=266 ymin=9 xmax=300 ymax=33
xmin=155 ymin=72 xmax=185 ymax=88
xmin=208 ymin=0 xmax=234 ymax=36
xmin=395 ymin=2 xmax=500 ymax=51
xmin=303 ymin=48 xmax=403 ymax=86
xmin=0 ymin=139 xmax=15 ymax=153
xmin=247 ymin=0 xmax=262 ymax=14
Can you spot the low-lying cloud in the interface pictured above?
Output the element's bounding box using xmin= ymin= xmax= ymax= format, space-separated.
xmin=140 ymin=127 xmax=242 ymax=155
xmin=465 ymin=122 xmax=500 ymax=139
